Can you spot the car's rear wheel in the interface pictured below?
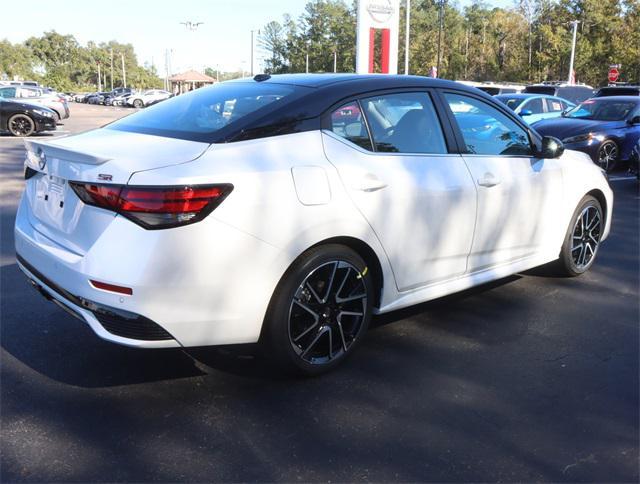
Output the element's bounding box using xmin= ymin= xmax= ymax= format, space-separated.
xmin=133 ymin=99 xmax=143 ymax=108
xmin=557 ymin=195 xmax=603 ymax=276
xmin=8 ymin=114 xmax=35 ymax=137
xmin=597 ymin=140 xmax=618 ymax=172
xmin=264 ymin=244 xmax=374 ymax=375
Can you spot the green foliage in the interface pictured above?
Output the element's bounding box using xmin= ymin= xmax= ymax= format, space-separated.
xmin=0 ymin=31 xmax=163 ymax=91
xmin=259 ymin=0 xmax=639 ymax=86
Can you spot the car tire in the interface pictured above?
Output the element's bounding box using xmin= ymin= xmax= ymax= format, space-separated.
xmin=597 ymin=140 xmax=618 ymax=173
xmin=133 ymin=99 xmax=143 ymax=108
xmin=7 ymin=114 xmax=36 ymax=137
xmin=263 ymin=244 xmax=374 ymax=376
xmin=557 ymin=195 xmax=603 ymax=277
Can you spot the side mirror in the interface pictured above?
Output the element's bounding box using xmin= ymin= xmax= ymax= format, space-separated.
xmin=628 ymin=116 xmax=640 ymax=125
xmin=520 ymin=109 xmax=533 ymax=117
xmin=539 ymin=136 xmax=565 ymax=158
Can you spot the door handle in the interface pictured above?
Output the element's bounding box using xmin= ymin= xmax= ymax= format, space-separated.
xmin=478 ymin=172 xmax=501 ymax=188
xmin=356 ymin=173 xmax=388 ymax=192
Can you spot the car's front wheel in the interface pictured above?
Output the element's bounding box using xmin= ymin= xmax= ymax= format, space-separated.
xmin=8 ymin=114 xmax=36 ymax=137
xmin=557 ymin=195 xmax=603 ymax=276
xmin=597 ymin=140 xmax=618 ymax=172
xmin=264 ymin=244 xmax=374 ymax=375
xmin=133 ymin=99 xmax=143 ymax=108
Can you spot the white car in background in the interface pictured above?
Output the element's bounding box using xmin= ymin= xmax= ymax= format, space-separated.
xmin=15 ymin=75 xmax=613 ymax=375
xmin=125 ymin=89 xmax=172 ymax=108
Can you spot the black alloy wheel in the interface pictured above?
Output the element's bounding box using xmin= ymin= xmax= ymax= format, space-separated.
xmin=557 ymin=195 xmax=603 ymax=276
xmin=265 ymin=244 xmax=374 ymax=375
xmin=8 ymin=114 xmax=36 ymax=137
xmin=597 ymin=140 xmax=618 ymax=173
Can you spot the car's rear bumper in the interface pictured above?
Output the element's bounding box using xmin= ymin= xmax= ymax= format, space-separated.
xmin=14 ymin=193 xmax=285 ymax=349
xmin=17 ymin=254 xmax=180 ymax=348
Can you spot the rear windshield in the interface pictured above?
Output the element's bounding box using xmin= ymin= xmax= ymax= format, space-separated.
xmin=107 ymin=82 xmax=303 ymax=142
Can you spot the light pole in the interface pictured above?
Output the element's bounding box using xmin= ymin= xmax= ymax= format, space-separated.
xmin=250 ymin=29 xmax=260 ymax=76
xmin=404 ymin=0 xmax=410 ymax=75
xmin=333 ymin=50 xmax=337 ymax=73
xmin=567 ymin=20 xmax=580 ymax=84
xmin=436 ymin=0 xmax=445 ymax=78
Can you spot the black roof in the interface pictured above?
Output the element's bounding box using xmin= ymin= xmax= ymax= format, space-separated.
xmin=236 ymin=73 xmax=472 ymax=92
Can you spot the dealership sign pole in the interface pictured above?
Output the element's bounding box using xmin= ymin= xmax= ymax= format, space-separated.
xmin=356 ymin=0 xmax=400 ymax=74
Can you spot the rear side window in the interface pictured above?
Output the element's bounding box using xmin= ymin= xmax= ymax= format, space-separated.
xmin=546 ymin=99 xmax=565 ymax=112
xmin=108 ymin=82 xmax=302 ymax=141
xmin=522 ymin=97 xmax=544 ymax=114
xmin=444 ymin=93 xmax=532 ymax=156
xmin=360 ymin=92 xmax=447 ymax=154
xmin=330 ymin=101 xmax=372 ymax=150
xmin=0 ymin=87 xmax=16 ymax=98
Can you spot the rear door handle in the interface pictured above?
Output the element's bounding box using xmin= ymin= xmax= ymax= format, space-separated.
xmin=478 ymin=172 xmax=501 ymax=188
xmin=356 ymin=174 xmax=388 ymax=192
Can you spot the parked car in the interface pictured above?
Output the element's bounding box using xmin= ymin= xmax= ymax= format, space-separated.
xmin=15 ymin=74 xmax=613 ymax=374
xmin=476 ymin=83 xmax=526 ymax=96
xmin=0 ymin=98 xmax=57 ymax=137
xmin=104 ymin=88 xmax=135 ymax=106
xmin=86 ymin=92 xmax=112 ymax=105
xmin=125 ymin=89 xmax=172 ymax=108
xmin=496 ymin=93 xmax=576 ymax=124
xmin=594 ymin=86 xmax=640 ymax=97
xmin=0 ymin=85 xmax=70 ymax=120
xmin=524 ymin=83 xmax=594 ymax=104
xmin=533 ymin=96 xmax=640 ymax=172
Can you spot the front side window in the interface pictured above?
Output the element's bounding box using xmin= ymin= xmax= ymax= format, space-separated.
xmin=360 ymin=92 xmax=447 ymax=154
xmin=444 ymin=93 xmax=532 ymax=156
xmin=329 ymin=101 xmax=372 ymax=150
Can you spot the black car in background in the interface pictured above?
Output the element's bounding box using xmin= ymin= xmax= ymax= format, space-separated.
xmin=524 ymin=83 xmax=594 ymax=104
xmin=0 ymin=98 xmax=57 ymax=137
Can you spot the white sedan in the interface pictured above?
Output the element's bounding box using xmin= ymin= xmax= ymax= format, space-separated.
xmin=15 ymin=74 xmax=613 ymax=374
xmin=125 ymin=89 xmax=172 ymax=108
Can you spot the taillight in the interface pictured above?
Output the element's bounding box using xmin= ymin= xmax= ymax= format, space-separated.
xmin=69 ymin=182 xmax=233 ymax=229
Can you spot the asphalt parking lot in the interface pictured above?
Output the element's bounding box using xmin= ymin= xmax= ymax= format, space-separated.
xmin=1 ymin=103 xmax=638 ymax=482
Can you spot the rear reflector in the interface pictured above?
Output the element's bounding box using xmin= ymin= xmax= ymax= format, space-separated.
xmin=69 ymin=183 xmax=233 ymax=229
xmin=90 ymin=280 xmax=133 ymax=295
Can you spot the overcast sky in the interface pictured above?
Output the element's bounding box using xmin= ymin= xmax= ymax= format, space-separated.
xmin=5 ymin=0 xmax=514 ymax=74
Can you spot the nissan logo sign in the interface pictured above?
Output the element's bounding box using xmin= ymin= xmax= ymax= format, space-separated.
xmin=367 ymin=0 xmax=394 ymax=23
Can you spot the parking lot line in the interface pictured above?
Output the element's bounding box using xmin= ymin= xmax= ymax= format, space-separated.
xmin=608 ymin=175 xmax=637 ymax=182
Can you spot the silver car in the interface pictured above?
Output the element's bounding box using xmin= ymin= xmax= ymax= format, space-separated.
xmin=0 ymin=86 xmax=69 ymax=120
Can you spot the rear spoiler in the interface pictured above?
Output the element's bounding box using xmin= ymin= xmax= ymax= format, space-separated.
xmin=23 ymin=139 xmax=112 ymax=167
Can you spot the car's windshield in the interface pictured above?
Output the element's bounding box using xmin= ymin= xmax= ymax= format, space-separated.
xmin=565 ymin=99 xmax=638 ymax=121
xmin=108 ymin=82 xmax=303 ymax=141
xmin=496 ymin=96 xmax=524 ymax=110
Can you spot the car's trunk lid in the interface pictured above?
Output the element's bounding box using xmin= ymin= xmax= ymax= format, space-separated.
xmin=23 ymin=129 xmax=210 ymax=255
